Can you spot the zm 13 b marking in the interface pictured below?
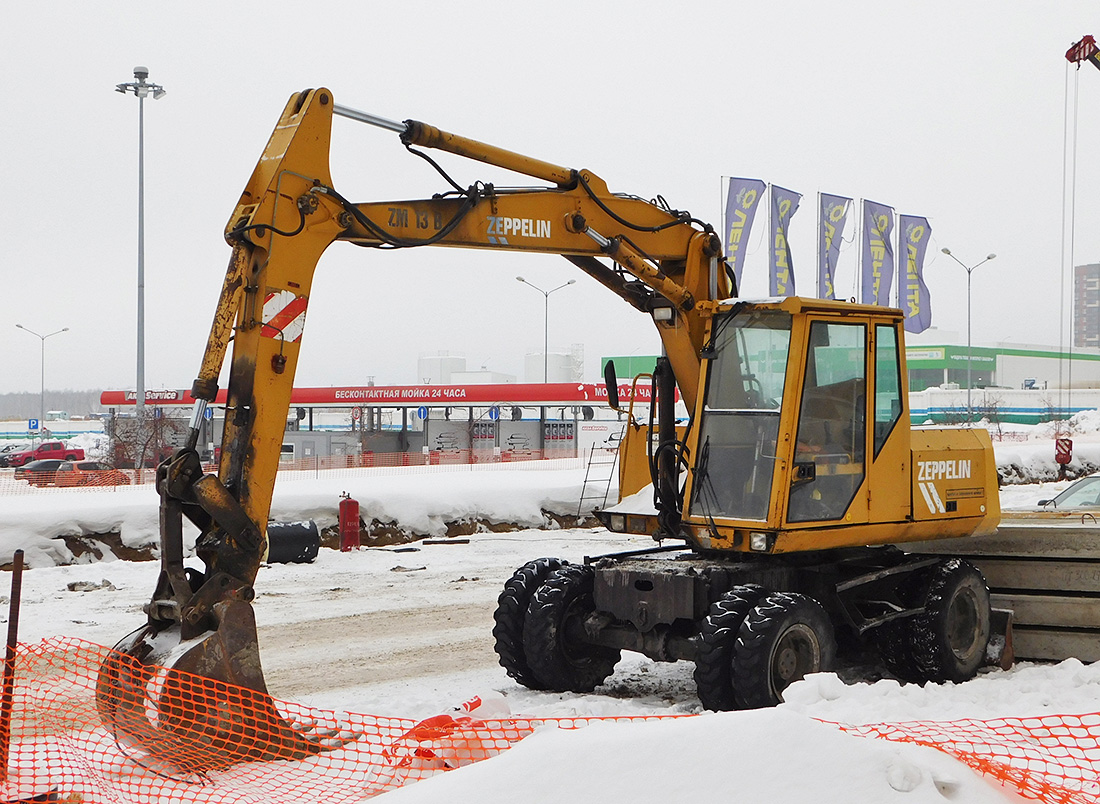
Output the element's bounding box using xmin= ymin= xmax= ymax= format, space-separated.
xmin=387 ymin=207 xmax=444 ymax=230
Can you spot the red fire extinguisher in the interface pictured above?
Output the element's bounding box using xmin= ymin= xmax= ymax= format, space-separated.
xmin=339 ymin=492 xmax=360 ymax=551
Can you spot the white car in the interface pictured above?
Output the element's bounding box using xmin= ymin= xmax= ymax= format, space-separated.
xmin=0 ymin=442 xmax=31 ymax=468
xmin=1039 ymin=474 xmax=1100 ymax=509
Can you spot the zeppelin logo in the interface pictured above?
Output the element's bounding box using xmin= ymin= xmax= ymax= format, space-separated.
xmin=916 ymin=459 xmax=973 ymax=514
xmin=261 ymin=290 xmax=307 ymax=343
xmin=486 ymin=216 xmax=551 ymax=244
xmin=917 ymin=459 xmax=972 ymax=481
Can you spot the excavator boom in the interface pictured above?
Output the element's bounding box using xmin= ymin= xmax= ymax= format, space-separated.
xmin=96 ymin=88 xmax=726 ymax=771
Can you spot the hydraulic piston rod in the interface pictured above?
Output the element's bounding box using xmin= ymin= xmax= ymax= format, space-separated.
xmin=332 ymin=102 xmax=575 ymax=187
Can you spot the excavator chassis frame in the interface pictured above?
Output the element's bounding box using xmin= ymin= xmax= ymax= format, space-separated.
xmin=582 ymin=546 xmax=945 ymax=664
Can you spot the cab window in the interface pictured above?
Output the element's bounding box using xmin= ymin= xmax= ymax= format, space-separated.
xmin=691 ymin=308 xmax=792 ymax=522
xmin=873 ymin=324 xmax=902 ymax=458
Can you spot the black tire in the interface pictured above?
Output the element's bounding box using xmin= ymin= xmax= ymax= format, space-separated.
xmin=492 ymin=557 xmax=569 ymax=690
xmin=869 ymin=565 xmax=931 ymax=683
xmin=872 ymin=619 xmax=924 ymax=683
xmin=909 ymin=558 xmax=990 ymax=684
xmin=693 ymin=585 xmax=766 ymax=711
xmin=733 ymin=592 xmax=836 ymax=709
xmin=522 ymin=564 xmax=621 ymax=693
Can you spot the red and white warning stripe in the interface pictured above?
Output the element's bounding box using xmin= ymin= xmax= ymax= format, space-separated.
xmin=261 ymin=289 xmax=308 ymax=343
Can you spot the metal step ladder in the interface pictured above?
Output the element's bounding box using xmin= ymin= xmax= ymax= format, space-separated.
xmin=577 ymin=431 xmax=623 ymax=518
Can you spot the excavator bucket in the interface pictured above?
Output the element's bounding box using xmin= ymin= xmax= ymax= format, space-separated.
xmin=94 ymin=452 xmax=351 ymax=774
xmin=95 ymin=600 xmax=332 ymax=774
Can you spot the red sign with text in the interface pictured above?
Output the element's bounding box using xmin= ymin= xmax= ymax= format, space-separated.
xmin=101 ymin=382 xmax=674 ymax=408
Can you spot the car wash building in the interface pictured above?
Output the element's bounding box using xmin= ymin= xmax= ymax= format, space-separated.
xmin=100 ymin=382 xmax=643 ymax=462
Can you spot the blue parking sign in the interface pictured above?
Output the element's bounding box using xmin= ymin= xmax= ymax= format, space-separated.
xmin=28 ymin=418 xmax=39 ymax=431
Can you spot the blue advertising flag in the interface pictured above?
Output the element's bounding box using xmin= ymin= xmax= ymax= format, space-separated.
xmin=861 ymin=200 xmax=895 ymax=306
xmin=818 ymin=194 xmax=851 ymax=300
xmin=723 ymin=178 xmax=766 ymax=291
xmin=900 ymin=215 xmax=932 ymax=332
xmin=769 ymin=185 xmax=801 ymax=296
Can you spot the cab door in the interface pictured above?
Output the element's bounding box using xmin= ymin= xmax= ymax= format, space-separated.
xmin=785 ymin=318 xmax=870 ymax=526
xmin=866 ymin=322 xmax=912 ymax=523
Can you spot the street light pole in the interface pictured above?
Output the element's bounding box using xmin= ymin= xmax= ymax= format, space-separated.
xmin=517 ymin=276 xmax=576 ymax=455
xmin=940 ymin=248 xmax=996 ymax=422
xmin=516 ymin=277 xmax=576 ymax=382
xmin=15 ymin=325 xmax=69 ymax=437
xmin=116 ymin=67 xmax=166 ymax=416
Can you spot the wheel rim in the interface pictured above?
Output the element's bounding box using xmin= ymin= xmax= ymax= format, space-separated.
xmin=768 ymin=623 xmax=820 ymax=699
xmin=946 ymin=585 xmax=981 ymax=660
xmin=559 ymin=595 xmax=592 ymax=666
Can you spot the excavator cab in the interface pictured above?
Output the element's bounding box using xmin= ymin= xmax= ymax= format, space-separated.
xmin=627 ymin=295 xmax=1000 ymax=555
xmin=690 ymin=303 xmax=874 ymax=526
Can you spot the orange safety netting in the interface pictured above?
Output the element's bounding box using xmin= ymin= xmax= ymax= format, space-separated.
xmin=5 ymin=636 xmax=1100 ymax=803
xmin=840 ymin=716 xmax=1100 ymax=803
xmin=0 ymin=637 xmax=664 ymax=803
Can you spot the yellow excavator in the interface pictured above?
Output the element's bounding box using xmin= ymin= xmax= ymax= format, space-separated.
xmin=96 ymin=88 xmax=1001 ymax=771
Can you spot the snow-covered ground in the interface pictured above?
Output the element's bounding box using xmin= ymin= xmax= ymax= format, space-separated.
xmin=3 ymin=423 xmax=1099 ymax=802
xmin=16 ymin=520 xmax=1074 ymax=804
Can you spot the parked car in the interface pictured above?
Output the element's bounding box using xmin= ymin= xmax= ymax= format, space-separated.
xmin=1039 ymin=474 xmax=1100 ymax=508
xmin=5 ymin=441 xmax=85 ymax=468
xmin=13 ymin=459 xmax=65 ymax=487
xmin=0 ymin=443 xmax=31 ymax=468
xmin=54 ymin=461 xmax=131 ymax=487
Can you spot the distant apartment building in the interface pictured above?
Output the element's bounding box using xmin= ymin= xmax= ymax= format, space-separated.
xmin=1075 ymin=262 xmax=1100 ymax=348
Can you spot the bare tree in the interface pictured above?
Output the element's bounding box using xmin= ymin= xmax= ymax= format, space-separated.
xmin=1039 ymin=394 xmax=1077 ymax=439
xmin=975 ymin=392 xmax=1005 ymax=440
xmin=109 ymin=409 xmax=186 ymax=474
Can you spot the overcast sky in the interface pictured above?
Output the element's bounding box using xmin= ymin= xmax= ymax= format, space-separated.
xmin=3 ymin=1 xmax=1099 ymax=397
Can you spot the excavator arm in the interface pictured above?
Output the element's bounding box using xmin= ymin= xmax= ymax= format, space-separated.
xmin=97 ymin=87 xmax=727 ymax=770
xmin=207 ymin=89 xmax=723 ymax=552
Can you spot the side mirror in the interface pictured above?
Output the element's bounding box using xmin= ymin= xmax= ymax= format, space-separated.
xmin=604 ymin=361 xmax=620 ymax=411
xmin=1038 ymin=499 xmax=1052 ymax=507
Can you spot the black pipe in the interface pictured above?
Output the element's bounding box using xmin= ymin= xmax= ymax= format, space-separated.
xmin=0 ymin=550 xmax=24 ymax=784
xmin=655 ymin=356 xmax=680 ymax=536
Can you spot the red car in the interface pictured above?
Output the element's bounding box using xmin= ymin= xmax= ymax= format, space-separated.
xmin=6 ymin=441 xmax=85 ymax=468
xmin=54 ymin=461 xmax=131 ymax=487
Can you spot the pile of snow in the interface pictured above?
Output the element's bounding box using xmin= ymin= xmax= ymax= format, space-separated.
xmin=0 ymin=452 xmax=1079 ymax=570
xmin=2 ymin=419 xmax=1100 ymax=569
xmin=992 ymin=409 xmax=1100 ymax=483
xmin=380 ymin=709 xmax=1019 ymax=803
xmin=0 ymin=464 xmax=595 ymax=568
xmin=67 ymin=430 xmax=110 ymax=460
